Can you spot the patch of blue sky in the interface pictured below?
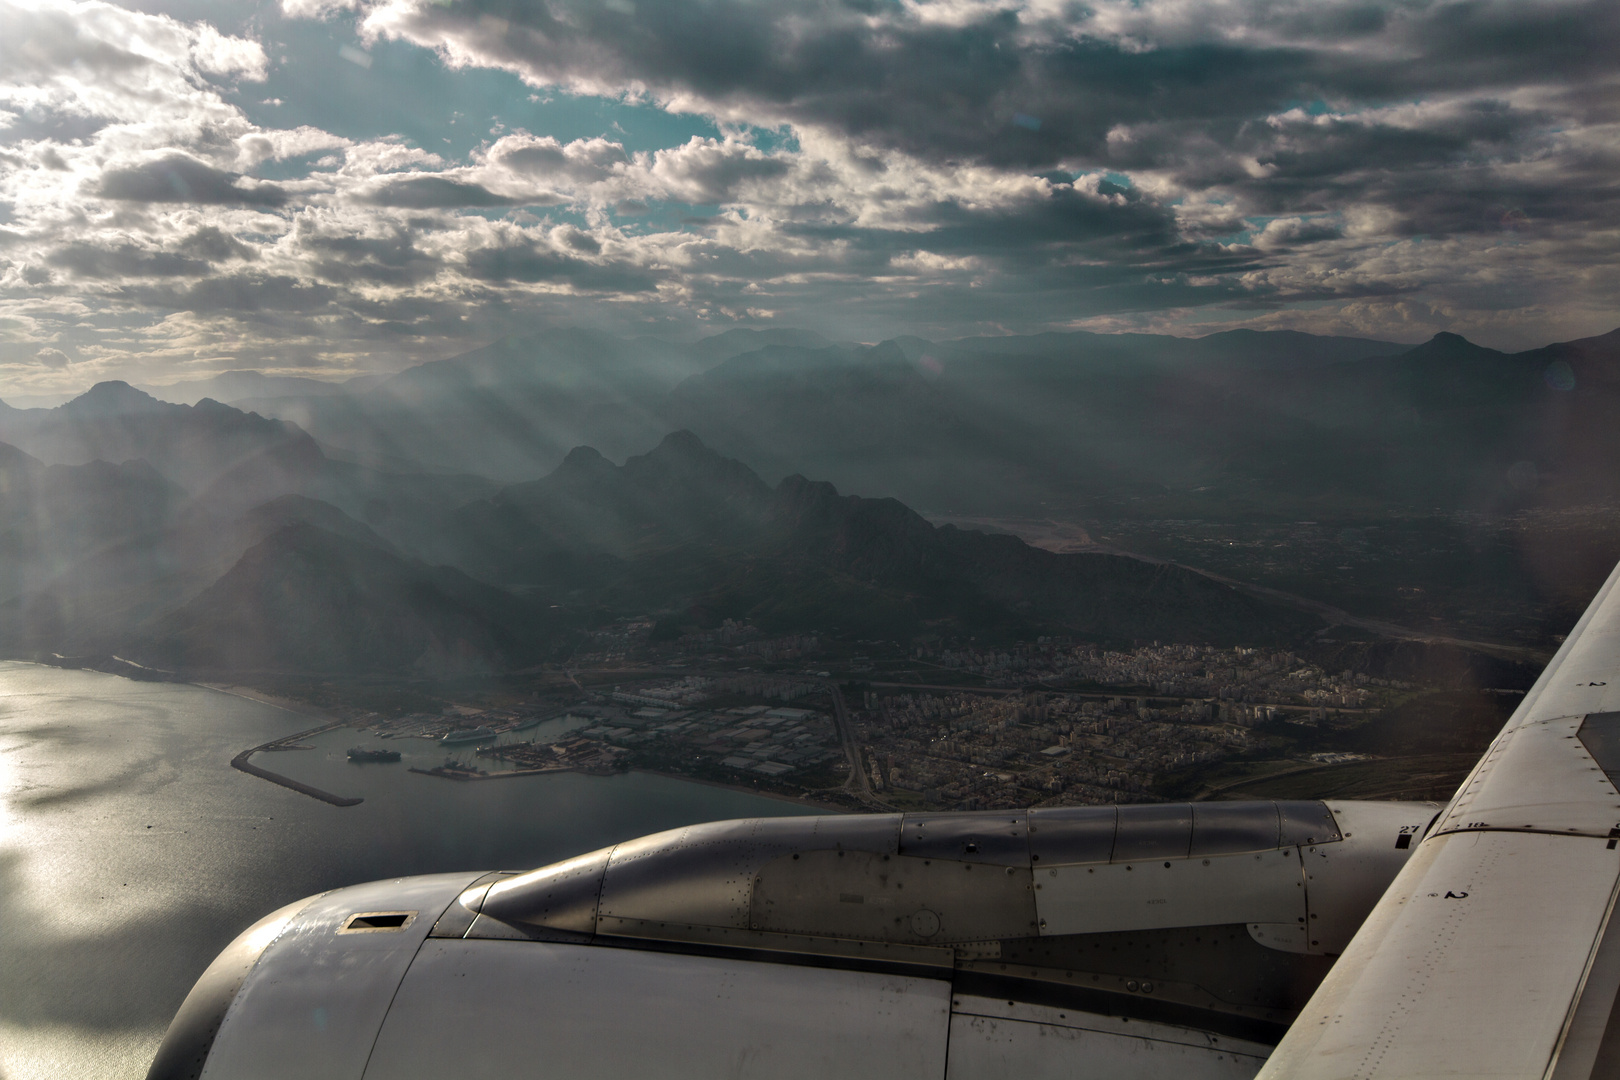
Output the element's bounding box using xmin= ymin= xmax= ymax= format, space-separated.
xmin=740 ymin=126 xmax=801 ymax=155
xmin=233 ymin=15 xmax=722 ymax=163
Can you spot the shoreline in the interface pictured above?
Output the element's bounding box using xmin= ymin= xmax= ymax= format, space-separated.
xmin=401 ymin=755 xmax=846 ymax=813
xmin=189 ymin=678 xmax=845 ymax=813
xmin=197 ymin=682 xmax=344 ymax=724
xmin=626 ymin=768 xmax=848 ymax=813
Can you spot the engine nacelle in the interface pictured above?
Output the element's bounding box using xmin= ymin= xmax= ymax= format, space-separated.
xmin=150 ymin=800 xmax=1435 ymax=1080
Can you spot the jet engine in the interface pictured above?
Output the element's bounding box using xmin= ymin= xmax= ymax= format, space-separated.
xmin=150 ymin=799 xmax=1434 ymax=1080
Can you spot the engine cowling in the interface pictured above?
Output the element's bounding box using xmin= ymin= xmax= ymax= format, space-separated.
xmin=151 ymin=800 xmax=1436 ymax=1080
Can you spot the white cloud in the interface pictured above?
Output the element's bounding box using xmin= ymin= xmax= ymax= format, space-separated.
xmin=35 ymin=346 xmax=70 ymax=368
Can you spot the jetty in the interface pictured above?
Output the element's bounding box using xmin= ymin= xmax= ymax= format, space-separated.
xmin=231 ymin=723 xmax=364 ymax=807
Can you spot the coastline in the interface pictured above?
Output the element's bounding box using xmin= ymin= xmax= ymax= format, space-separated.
xmin=626 ymin=768 xmax=849 ymax=813
xmin=188 ymin=679 xmax=846 ymax=813
xmin=197 ymin=682 xmax=344 ymax=724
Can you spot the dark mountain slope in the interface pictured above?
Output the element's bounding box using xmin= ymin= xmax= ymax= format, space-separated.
xmin=458 ymin=432 xmax=1317 ymax=644
xmin=0 ymin=443 xmax=183 ymax=607
xmin=450 ymin=430 xmax=774 ymax=579
xmin=135 ymin=523 xmax=558 ymax=675
xmin=1215 ymin=330 xmax=1620 ymax=509
xmin=761 ymin=474 xmax=1317 ymax=643
xmin=13 ymin=495 xmax=401 ymax=655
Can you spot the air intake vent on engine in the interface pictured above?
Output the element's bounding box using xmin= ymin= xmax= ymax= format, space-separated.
xmin=338 ymin=911 xmax=417 ymax=933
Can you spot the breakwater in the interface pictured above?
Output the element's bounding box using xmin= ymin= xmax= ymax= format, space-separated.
xmin=231 ymin=723 xmax=364 ymax=807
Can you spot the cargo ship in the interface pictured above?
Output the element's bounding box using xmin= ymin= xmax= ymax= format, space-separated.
xmin=347 ymin=747 xmax=401 ymax=763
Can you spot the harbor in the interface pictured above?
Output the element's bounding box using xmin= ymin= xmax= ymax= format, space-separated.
xmin=230 ymin=723 xmax=363 ymax=807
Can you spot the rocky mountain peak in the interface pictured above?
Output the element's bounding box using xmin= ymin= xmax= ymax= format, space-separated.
xmin=60 ymin=381 xmax=172 ymax=416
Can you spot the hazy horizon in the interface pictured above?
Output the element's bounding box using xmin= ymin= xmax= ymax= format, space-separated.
xmin=5 ymin=319 xmax=1590 ymax=410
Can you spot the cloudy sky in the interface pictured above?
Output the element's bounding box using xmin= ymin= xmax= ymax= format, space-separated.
xmin=0 ymin=0 xmax=1616 ymax=396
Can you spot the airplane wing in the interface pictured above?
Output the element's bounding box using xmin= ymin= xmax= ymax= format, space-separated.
xmin=1258 ymin=559 xmax=1620 ymax=1080
xmin=147 ymin=563 xmax=1620 ymax=1080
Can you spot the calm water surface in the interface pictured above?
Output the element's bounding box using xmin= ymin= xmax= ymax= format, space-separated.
xmin=0 ymin=663 xmax=816 ymax=1080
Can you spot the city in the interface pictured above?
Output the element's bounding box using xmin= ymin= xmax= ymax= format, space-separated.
xmin=271 ymin=623 xmax=1445 ymax=812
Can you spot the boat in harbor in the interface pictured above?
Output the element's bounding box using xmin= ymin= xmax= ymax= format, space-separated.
xmin=440 ymin=727 xmax=497 ymax=746
xmin=346 ymin=747 xmax=401 ymax=763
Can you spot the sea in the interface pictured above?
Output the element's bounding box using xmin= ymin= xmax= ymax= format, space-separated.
xmin=0 ymin=662 xmax=818 ymax=1079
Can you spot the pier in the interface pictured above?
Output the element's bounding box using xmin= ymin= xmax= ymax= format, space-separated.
xmin=231 ymin=723 xmax=363 ymax=807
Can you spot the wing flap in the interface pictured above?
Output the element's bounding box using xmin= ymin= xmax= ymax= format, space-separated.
xmin=1260 ymin=559 xmax=1620 ymax=1080
xmin=1259 ymin=831 xmax=1620 ymax=1079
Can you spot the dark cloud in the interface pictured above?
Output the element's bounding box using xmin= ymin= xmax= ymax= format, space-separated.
xmin=489 ymin=135 xmax=629 ymax=183
xmin=46 ymin=242 xmax=211 ymax=279
xmin=98 ymin=154 xmax=289 ymax=207
xmin=177 ymin=226 xmax=259 ymax=263
xmin=1254 ymin=217 xmax=1345 ymax=250
xmin=125 ymin=274 xmax=338 ymax=314
xmin=357 ymin=175 xmax=536 ymax=208
xmin=296 ymin=225 xmax=441 ymax=285
xmin=462 ymin=241 xmax=659 ymax=292
xmin=650 ymin=140 xmax=793 ymax=203
xmin=370 ymin=0 xmax=1620 ymax=236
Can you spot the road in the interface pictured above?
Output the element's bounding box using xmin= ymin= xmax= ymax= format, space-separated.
xmin=826 ymin=683 xmax=889 ymax=809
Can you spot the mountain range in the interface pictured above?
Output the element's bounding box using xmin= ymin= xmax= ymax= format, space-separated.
xmin=0 ymin=393 xmax=1313 ymax=673
xmin=113 ymin=323 xmax=1620 ymax=521
xmin=4 ymin=322 xmax=1619 ymax=673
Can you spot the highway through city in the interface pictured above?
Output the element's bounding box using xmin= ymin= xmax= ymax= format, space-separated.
xmin=826 ymin=683 xmax=889 ymax=809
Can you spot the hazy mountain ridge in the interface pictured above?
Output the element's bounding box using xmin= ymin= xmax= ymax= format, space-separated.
xmin=139 ymin=324 xmax=1438 ymax=507
xmin=140 ymin=369 xmax=373 ymax=407
xmin=445 ymin=431 xmax=1317 ymax=644
xmin=208 ymin=327 xmax=813 ymax=482
xmin=5 ymin=322 xmax=1620 ymax=671
xmin=134 ymin=522 xmax=554 ymax=675
xmin=0 ymin=382 xmax=315 ymax=493
xmin=0 ymin=420 xmax=1319 ymax=671
xmin=0 ymin=443 xmax=185 ymax=611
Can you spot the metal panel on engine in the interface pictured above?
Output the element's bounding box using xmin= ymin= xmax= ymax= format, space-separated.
xmin=1193 ymin=803 xmax=1283 ymax=856
xmin=361 ymin=940 xmax=952 ymax=1080
xmin=1113 ymin=804 xmax=1195 ymax=862
xmin=752 ymin=849 xmax=1039 ymax=943
xmin=900 ymin=812 xmax=1030 ymax=865
xmin=598 ymin=814 xmax=900 ymax=929
xmin=1036 ymin=847 xmax=1305 ymax=937
xmin=477 ymin=846 xmax=611 ymax=934
xmin=1028 ymin=806 xmax=1118 ymax=866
